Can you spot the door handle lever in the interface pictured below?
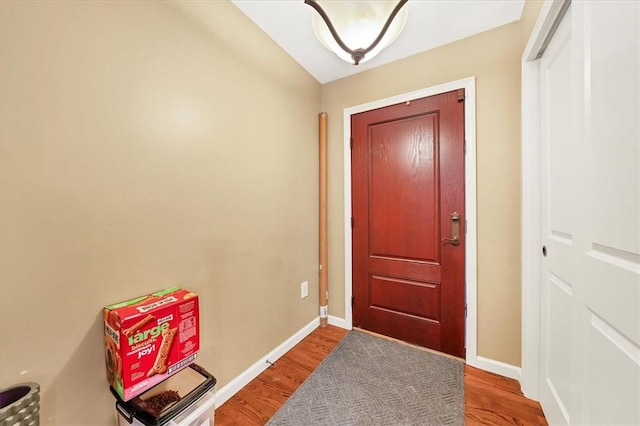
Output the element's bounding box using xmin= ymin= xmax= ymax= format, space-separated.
xmin=442 ymin=236 xmax=460 ymax=246
xmin=441 ymin=212 xmax=461 ymax=246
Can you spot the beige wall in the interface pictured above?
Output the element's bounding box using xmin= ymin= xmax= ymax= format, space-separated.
xmin=1 ymin=0 xmax=545 ymax=423
xmin=0 ymin=1 xmax=320 ymax=425
xmin=321 ymin=1 xmax=543 ymax=367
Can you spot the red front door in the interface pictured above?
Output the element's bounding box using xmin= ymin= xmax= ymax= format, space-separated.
xmin=351 ymin=89 xmax=466 ymax=358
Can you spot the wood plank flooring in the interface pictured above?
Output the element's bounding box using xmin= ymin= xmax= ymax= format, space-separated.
xmin=214 ymin=325 xmax=547 ymax=425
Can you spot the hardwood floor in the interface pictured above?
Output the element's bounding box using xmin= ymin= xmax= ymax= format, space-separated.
xmin=214 ymin=325 xmax=547 ymax=425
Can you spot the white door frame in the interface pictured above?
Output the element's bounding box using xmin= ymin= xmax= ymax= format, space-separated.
xmin=520 ymin=0 xmax=571 ymax=400
xmin=342 ymin=77 xmax=479 ymax=365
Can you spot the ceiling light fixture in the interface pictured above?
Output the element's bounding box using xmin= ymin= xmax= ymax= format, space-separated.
xmin=304 ymin=0 xmax=409 ymax=65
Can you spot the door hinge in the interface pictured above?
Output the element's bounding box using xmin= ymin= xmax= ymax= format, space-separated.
xmin=351 ymin=296 xmax=355 ymax=307
xmin=465 ymin=303 xmax=467 ymax=318
xmin=464 ymin=140 xmax=467 ymax=155
xmin=465 ymin=219 xmax=467 ymax=234
xmin=457 ymin=88 xmax=465 ymax=102
xmin=351 ymin=217 xmax=354 ymax=228
xmin=350 ymin=137 xmax=354 ymax=149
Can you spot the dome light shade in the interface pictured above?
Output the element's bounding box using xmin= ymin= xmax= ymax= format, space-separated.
xmin=305 ymin=0 xmax=409 ymax=65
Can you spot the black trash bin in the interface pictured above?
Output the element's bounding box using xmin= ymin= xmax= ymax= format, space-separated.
xmin=113 ymin=364 xmax=216 ymax=426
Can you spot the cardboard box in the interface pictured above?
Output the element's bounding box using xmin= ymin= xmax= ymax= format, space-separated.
xmin=104 ymin=287 xmax=200 ymax=401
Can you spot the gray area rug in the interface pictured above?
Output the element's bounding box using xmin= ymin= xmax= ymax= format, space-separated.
xmin=266 ymin=330 xmax=464 ymax=426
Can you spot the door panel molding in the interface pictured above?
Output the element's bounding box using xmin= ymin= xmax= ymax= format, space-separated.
xmin=342 ymin=77 xmax=478 ymax=364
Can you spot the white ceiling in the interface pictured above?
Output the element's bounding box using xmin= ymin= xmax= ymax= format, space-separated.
xmin=230 ymin=0 xmax=526 ymax=84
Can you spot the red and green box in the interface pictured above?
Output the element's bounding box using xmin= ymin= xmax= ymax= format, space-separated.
xmin=104 ymin=287 xmax=200 ymax=401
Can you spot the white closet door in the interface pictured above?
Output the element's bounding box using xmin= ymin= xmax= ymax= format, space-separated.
xmin=574 ymin=1 xmax=640 ymax=424
xmin=539 ymin=6 xmax=575 ymax=424
xmin=539 ymin=2 xmax=640 ymax=425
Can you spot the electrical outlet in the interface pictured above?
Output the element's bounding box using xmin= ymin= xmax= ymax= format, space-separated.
xmin=301 ymin=281 xmax=309 ymax=299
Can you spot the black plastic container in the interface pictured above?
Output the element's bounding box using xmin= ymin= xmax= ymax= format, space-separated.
xmin=112 ymin=364 xmax=216 ymax=426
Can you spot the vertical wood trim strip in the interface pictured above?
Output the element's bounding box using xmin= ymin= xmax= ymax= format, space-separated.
xmin=319 ymin=112 xmax=329 ymax=327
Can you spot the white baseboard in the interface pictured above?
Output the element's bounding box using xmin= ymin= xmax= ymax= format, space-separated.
xmin=214 ymin=317 xmax=319 ymax=408
xmin=328 ymin=315 xmax=349 ymax=329
xmin=472 ymin=356 xmax=522 ymax=382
